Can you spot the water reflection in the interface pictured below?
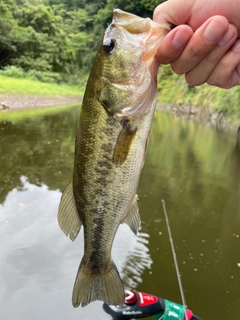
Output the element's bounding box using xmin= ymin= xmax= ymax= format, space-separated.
xmin=0 ymin=155 xmax=151 ymax=320
xmin=0 ymin=106 xmax=79 ymax=204
xmin=0 ymin=106 xmax=240 ymax=320
xmin=121 ymin=232 xmax=152 ymax=289
xmin=137 ymin=112 xmax=240 ymax=319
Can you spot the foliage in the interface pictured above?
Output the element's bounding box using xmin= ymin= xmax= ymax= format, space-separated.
xmin=157 ymin=64 xmax=240 ymax=124
xmin=0 ymin=0 xmax=165 ymax=84
xmin=1 ymin=0 xmax=239 ymax=121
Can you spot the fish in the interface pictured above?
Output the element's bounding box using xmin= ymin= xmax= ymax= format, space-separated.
xmin=57 ymin=9 xmax=170 ymax=308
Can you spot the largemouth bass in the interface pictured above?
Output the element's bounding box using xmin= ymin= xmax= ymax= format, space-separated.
xmin=58 ymin=9 xmax=170 ymax=308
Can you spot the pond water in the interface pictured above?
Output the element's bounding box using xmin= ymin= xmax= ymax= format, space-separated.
xmin=0 ymin=105 xmax=239 ymax=320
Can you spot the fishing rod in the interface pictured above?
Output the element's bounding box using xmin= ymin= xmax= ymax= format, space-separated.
xmin=162 ymin=199 xmax=188 ymax=320
xmin=103 ymin=200 xmax=202 ymax=320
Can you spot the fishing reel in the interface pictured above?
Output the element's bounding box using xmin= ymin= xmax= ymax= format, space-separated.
xmin=103 ymin=289 xmax=202 ymax=320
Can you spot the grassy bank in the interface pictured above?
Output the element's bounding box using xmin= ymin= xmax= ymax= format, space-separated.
xmin=0 ymin=75 xmax=84 ymax=96
xmin=157 ymin=65 xmax=240 ymax=125
xmin=2 ymin=68 xmax=240 ymax=125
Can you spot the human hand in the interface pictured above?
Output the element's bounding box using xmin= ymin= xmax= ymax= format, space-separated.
xmin=153 ymin=0 xmax=240 ymax=88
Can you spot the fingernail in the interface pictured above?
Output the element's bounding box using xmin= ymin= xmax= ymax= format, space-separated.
xmin=218 ymin=27 xmax=236 ymax=46
xmin=204 ymin=19 xmax=226 ymax=43
xmin=172 ymin=30 xmax=190 ymax=49
xmin=218 ymin=33 xmax=230 ymax=46
xmin=232 ymin=40 xmax=240 ymax=53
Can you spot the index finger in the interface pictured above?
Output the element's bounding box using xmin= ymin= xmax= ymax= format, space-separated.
xmin=155 ymin=25 xmax=193 ymax=64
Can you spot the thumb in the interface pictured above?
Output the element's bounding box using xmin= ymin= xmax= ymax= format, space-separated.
xmin=153 ymin=1 xmax=193 ymax=65
xmin=153 ymin=0 xmax=193 ymax=26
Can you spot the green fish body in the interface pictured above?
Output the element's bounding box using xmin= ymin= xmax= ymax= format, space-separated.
xmin=58 ymin=9 xmax=170 ymax=308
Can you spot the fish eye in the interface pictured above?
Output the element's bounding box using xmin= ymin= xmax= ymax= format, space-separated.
xmin=103 ymin=39 xmax=116 ymax=54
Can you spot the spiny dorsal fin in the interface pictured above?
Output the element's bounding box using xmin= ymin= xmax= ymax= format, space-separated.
xmin=57 ymin=178 xmax=82 ymax=241
xmin=112 ymin=120 xmax=137 ymax=167
xmin=122 ymin=194 xmax=141 ymax=235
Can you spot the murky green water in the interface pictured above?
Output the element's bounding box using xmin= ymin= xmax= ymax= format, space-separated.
xmin=0 ymin=105 xmax=239 ymax=320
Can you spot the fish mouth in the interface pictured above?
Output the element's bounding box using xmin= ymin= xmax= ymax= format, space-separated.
xmin=112 ymin=9 xmax=170 ymax=66
xmin=104 ymin=9 xmax=170 ymax=80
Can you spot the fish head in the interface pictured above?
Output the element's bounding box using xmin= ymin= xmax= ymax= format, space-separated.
xmin=95 ymin=9 xmax=170 ymax=120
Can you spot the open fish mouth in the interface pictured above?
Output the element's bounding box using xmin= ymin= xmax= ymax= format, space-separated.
xmin=111 ymin=9 xmax=170 ymax=60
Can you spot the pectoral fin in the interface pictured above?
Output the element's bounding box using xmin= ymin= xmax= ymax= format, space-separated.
xmin=57 ymin=178 xmax=82 ymax=241
xmin=122 ymin=195 xmax=141 ymax=235
xmin=113 ymin=120 xmax=137 ymax=166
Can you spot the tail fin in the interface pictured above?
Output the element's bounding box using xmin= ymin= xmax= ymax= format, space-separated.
xmin=72 ymin=259 xmax=125 ymax=307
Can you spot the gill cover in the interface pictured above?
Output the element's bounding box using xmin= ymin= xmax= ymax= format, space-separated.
xmin=99 ymin=9 xmax=170 ymax=120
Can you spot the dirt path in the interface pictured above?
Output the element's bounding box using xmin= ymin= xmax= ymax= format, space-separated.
xmin=0 ymin=94 xmax=82 ymax=110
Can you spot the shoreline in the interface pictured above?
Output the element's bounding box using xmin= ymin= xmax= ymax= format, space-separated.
xmin=157 ymin=102 xmax=240 ymax=132
xmin=1 ymin=93 xmax=238 ymax=134
xmin=0 ymin=94 xmax=82 ymax=110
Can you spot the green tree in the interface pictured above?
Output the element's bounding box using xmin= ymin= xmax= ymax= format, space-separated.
xmin=12 ymin=4 xmax=73 ymax=73
xmin=0 ymin=0 xmax=17 ymax=66
xmin=0 ymin=0 xmax=167 ymax=83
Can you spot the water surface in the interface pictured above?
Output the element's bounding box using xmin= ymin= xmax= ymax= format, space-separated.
xmin=0 ymin=105 xmax=239 ymax=320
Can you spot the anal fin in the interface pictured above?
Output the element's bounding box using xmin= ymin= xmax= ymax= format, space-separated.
xmin=57 ymin=178 xmax=82 ymax=241
xmin=122 ymin=194 xmax=141 ymax=235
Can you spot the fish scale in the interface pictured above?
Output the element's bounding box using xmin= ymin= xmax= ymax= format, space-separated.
xmin=57 ymin=9 xmax=170 ymax=308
